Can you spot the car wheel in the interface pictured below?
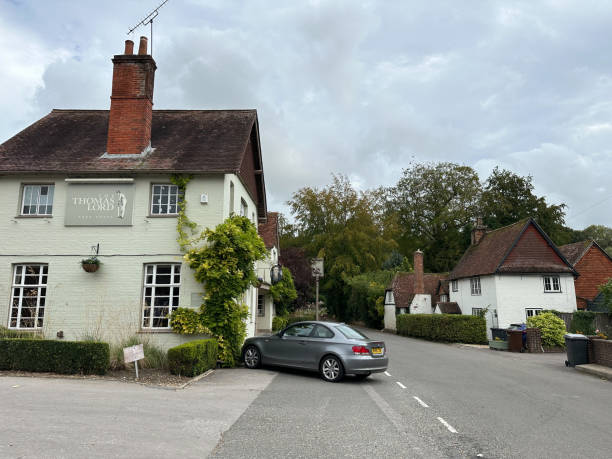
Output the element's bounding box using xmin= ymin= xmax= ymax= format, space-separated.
xmin=354 ymin=372 xmax=371 ymax=380
xmin=243 ymin=345 xmax=261 ymax=369
xmin=320 ymin=355 xmax=344 ymax=382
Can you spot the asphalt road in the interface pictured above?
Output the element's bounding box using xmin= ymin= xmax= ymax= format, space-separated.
xmin=211 ymin=329 xmax=612 ymax=458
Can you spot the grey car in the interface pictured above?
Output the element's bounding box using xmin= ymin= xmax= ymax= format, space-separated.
xmin=241 ymin=321 xmax=388 ymax=382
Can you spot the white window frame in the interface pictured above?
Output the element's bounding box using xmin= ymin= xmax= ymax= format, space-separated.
xmin=440 ymin=294 xmax=449 ymax=303
xmin=21 ymin=184 xmax=54 ymax=216
xmin=526 ymin=308 xmax=543 ymax=319
xmin=150 ymin=184 xmax=181 ymax=216
xmin=10 ymin=264 xmax=48 ymax=329
xmin=470 ymin=277 xmax=481 ymax=296
xmin=472 ymin=307 xmax=484 ymax=317
xmin=543 ymin=275 xmax=561 ymax=293
xmin=240 ymin=198 xmax=248 ymax=217
xmin=451 ymin=280 xmax=458 ymax=292
xmin=142 ymin=264 xmax=181 ymax=329
xmin=257 ymin=294 xmax=265 ymax=317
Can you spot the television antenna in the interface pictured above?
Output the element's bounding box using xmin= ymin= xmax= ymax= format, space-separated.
xmin=127 ymin=0 xmax=170 ymax=56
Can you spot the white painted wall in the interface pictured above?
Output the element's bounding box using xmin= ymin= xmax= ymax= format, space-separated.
xmin=0 ymin=173 xmax=260 ymax=350
xmin=409 ymin=294 xmax=432 ymax=314
xmin=383 ymin=290 xmax=396 ymax=331
xmin=494 ymin=273 xmax=576 ymax=327
xmin=450 ymin=273 xmax=577 ymax=338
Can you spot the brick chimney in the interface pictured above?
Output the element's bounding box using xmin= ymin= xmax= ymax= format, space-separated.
xmin=414 ymin=250 xmax=424 ymax=295
xmin=106 ymin=37 xmax=157 ymax=155
xmin=471 ymin=216 xmax=487 ymax=245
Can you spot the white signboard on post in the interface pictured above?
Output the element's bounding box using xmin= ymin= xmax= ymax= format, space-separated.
xmin=311 ymin=258 xmax=324 ymax=278
xmin=123 ymin=344 xmax=144 ymax=363
xmin=123 ymin=344 xmax=145 ymax=379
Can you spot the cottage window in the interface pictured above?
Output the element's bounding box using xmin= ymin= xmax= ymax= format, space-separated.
xmin=257 ymin=294 xmax=265 ymax=316
xmin=526 ymin=308 xmax=542 ymax=319
xmin=150 ymin=184 xmax=182 ymax=215
xmin=543 ymin=276 xmax=561 ymax=292
xmin=451 ymin=280 xmax=458 ymax=292
xmin=240 ymin=199 xmax=248 ymax=217
xmin=21 ymin=184 xmax=54 ymax=216
xmin=10 ymin=264 xmax=47 ymax=329
xmin=470 ymin=277 xmax=481 ymax=295
xmin=440 ymin=294 xmax=448 ymax=302
xmin=472 ymin=308 xmax=484 ymax=317
xmin=142 ymin=264 xmax=181 ymax=329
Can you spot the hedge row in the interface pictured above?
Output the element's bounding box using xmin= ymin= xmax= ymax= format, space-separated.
xmin=272 ymin=316 xmax=288 ymax=332
xmin=168 ymin=339 xmax=218 ymax=377
xmin=0 ymin=339 xmax=110 ymax=375
xmin=397 ymin=314 xmax=487 ymax=344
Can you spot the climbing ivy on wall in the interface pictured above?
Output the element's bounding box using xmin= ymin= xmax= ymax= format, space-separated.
xmin=169 ymin=175 xmax=267 ymax=366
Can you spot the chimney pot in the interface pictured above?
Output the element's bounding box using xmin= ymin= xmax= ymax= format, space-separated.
xmin=124 ymin=40 xmax=134 ymax=55
xmin=138 ymin=36 xmax=148 ymax=55
xmin=471 ymin=216 xmax=487 ymax=245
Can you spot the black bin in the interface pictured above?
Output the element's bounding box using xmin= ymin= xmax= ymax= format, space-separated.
xmin=564 ymin=333 xmax=589 ymax=367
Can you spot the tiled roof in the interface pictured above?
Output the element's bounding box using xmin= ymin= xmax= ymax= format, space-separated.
xmin=435 ymin=302 xmax=461 ymax=314
xmin=558 ymin=240 xmax=593 ymax=266
xmin=389 ymin=272 xmax=447 ymax=308
xmin=0 ymin=109 xmax=257 ymax=174
xmin=258 ymin=212 xmax=279 ymax=250
xmin=449 ymin=218 xmax=575 ymax=280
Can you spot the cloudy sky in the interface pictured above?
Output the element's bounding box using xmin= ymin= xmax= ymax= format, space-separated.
xmin=1 ymin=0 xmax=612 ymax=229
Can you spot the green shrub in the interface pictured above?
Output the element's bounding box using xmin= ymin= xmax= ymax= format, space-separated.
xmin=527 ymin=312 xmax=566 ymax=347
xmin=396 ymin=314 xmax=487 ymax=344
xmin=272 ymin=316 xmax=288 ymax=332
xmin=287 ymin=314 xmax=316 ymax=326
xmin=0 ymin=326 xmax=43 ymax=339
xmin=569 ymin=310 xmax=596 ymax=335
xmin=168 ymin=339 xmax=218 ymax=377
xmin=0 ymin=339 xmax=109 ymax=375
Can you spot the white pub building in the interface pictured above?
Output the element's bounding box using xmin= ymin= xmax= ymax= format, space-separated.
xmin=0 ymin=37 xmax=269 ymax=349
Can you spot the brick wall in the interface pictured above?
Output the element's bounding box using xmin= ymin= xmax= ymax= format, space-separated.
xmin=589 ymin=338 xmax=612 ymax=368
xmin=574 ymin=245 xmax=612 ymax=307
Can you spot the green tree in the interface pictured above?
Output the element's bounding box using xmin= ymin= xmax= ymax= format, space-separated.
xmin=390 ymin=162 xmax=481 ymax=272
xmin=346 ymin=270 xmax=396 ymax=328
xmin=578 ymin=225 xmax=612 ymax=254
xmin=480 ymin=167 xmax=572 ymax=244
xmin=171 ymin=215 xmax=267 ymax=366
xmin=269 ymin=266 xmax=298 ymax=316
xmin=288 ymin=174 xmax=397 ymax=320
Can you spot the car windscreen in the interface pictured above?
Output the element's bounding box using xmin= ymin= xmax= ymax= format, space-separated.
xmin=334 ymin=324 xmax=369 ymax=340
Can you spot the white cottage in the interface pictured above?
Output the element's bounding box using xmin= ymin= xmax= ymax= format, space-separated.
xmin=256 ymin=212 xmax=281 ymax=335
xmin=449 ymin=218 xmax=578 ymax=337
xmin=0 ymin=37 xmax=269 ymax=349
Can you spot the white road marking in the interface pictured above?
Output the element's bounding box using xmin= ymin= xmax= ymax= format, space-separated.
xmin=437 ymin=417 xmax=457 ymax=433
xmin=362 ymin=384 xmax=426 ymax=456
xmin=384 ymin=371 xmax=391 ymax=377
xmin=413 ymin=396 xmax=429 ymax=408
xmin=396 ymin=381 xmax=407 ymax=389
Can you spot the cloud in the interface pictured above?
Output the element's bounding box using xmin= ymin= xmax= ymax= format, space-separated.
xmin=2 ymin=0 xmax=612 ymax=230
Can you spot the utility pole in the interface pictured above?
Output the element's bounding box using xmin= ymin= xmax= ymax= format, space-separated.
xmin=315 ymin=274 xmax=320 ymax=321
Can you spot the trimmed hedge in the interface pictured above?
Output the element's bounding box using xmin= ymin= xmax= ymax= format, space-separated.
xmin=0 ymin=339 xmax=110 ymax=375
xmin=168 ymin=339 xmax=218 ymax=377
xmin=396 ymin=314 xmax=487 ymax=344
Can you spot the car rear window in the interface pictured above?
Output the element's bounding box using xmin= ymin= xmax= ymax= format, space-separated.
xmin=334 ymin=325 xmax=369 ymax=340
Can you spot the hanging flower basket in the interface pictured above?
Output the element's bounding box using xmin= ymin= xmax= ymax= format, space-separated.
xmin=81 ymin=256 xmax=101 ymax=273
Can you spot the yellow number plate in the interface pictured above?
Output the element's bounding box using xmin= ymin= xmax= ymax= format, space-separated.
xmin=371 ymin=347 xmax=383 ymax=355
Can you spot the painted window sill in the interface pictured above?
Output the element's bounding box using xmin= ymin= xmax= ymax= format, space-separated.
xmin=138 ymin=329 xmax=174 ymax=334
xmin=146 ymin=214 xmax=179 ymax=218
xmin=14 ymin=215 xmax=53 ymax=219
